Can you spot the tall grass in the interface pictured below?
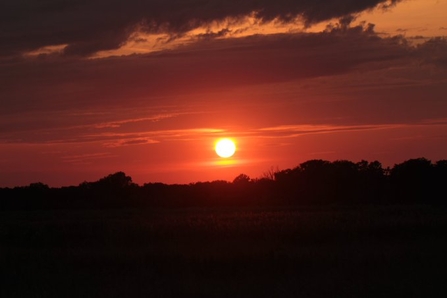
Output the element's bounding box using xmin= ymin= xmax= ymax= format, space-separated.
xmin=1 ymin=204 xmax=447 ymax=297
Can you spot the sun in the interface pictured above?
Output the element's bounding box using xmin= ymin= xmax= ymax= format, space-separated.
xmin=215 ymin=138 xmax=236 ymax=158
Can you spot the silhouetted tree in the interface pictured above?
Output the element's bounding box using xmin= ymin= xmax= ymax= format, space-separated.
xmin=328 ymin=160 xmax=360 ymax=203
xmin=390 ymin=158 xmax=434 ymax=203
xmin=356 ymin=160 xmax=386 ymax=203
xmin=2 ymin=157 xmax=447 ymax=210
xmin=261 ymin=166 xmax=278 ymax=181
xmin=95 ymin=172 xmax=134 ymax=189
xmin=433 ymin=160 xmax=447 ymax=204
xmin=233 ymin=174 xmax=251 ymax=184
xmin=299 ymin=160 xmax=332 ymax=204
xmin=84 ymin=172 xmax=137 ymax=207
xmin=28 ymin=182 xmax=50 ymax=190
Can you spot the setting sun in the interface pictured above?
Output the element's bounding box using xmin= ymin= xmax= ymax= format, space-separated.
xmin=215 ymin=138 xmax=236 ymax=158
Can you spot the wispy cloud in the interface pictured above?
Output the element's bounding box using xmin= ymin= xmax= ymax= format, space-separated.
xmin=256 ymin=123 xmax=406 ymax=138
xmin=94 ymin=113 xmax=181 ymax=129
xmin=91 ymin=128 xmax=226 ymax=146
xmin=61 ymin=152 xmax=116 ymax=165
xmin=103 ymin=138 xmax=160 ymax=148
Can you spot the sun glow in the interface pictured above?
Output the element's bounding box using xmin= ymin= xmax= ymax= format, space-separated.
xmin=215 ymin=138 xmax=236 ymax=158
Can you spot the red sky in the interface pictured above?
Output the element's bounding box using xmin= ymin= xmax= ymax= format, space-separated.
xmin=1 ymin=0 xmax=447 ymax=187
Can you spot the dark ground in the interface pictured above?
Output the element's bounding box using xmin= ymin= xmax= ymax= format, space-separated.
xmin=1 ymin=204 xmax=447 ymax=297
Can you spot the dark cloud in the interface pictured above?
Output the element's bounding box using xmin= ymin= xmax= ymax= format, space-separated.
xmin=414 ymin=37 xmax=447 ymax=68
xmin=0 ymin=22 xmax=411 ymax=115
xmin=0 ymin=0 xmax=401 ymax=56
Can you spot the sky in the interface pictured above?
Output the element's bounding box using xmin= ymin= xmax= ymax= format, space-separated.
xmin=1 ymin=0 xmax=447 ymax=187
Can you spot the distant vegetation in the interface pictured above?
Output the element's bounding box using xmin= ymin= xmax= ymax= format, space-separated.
xmin=1 ymin=158 xmax=446 ymax=210
xmin=2 ymin=158 xmax=447 ymax=297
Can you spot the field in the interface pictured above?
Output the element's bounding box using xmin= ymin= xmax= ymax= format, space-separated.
xmin=1 ymin=204 xmax=447 ymax=297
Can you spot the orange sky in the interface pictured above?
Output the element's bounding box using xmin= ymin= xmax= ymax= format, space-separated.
xmin=1 ymin=0 xmax=447 ymax=187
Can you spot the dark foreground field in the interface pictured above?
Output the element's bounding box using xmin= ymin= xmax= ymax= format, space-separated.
xmin=2 ymin=205 xmax=447 ymax=297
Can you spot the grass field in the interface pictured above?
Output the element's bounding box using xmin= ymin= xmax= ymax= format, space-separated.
xmin=1 ymin=204 xmax=447 ymax=297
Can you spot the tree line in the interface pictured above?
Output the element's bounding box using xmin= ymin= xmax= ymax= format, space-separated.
xmin=1 ymin=158 xmax=446 ymax=210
